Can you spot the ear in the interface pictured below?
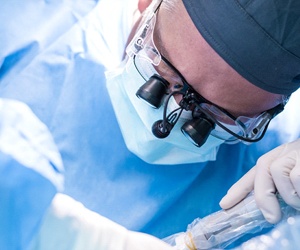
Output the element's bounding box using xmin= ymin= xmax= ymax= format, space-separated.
xmin=138 ymin=0 xmax=152 ymax=13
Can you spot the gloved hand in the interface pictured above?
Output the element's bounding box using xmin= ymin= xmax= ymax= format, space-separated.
xmin=29 ymin=194 xmax=173 ymax=250
xmin=220 ymin=138 xmax=300 ymax=224
xmin=138 ymin=0 xmax=153 ymax=12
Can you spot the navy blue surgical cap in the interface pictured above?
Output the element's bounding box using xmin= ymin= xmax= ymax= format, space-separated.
xmin=182 ymin=0 xmax=300 ymax=95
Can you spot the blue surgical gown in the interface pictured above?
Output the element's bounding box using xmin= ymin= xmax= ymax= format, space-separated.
xmin=0 ymin=99 xmax=63 ymax=250
xmin=1 ymin=0 xmax=300 ymax=248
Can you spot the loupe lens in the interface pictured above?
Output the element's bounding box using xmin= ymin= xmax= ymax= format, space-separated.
xmin=181 ymin=117 xmax=215 ymax=147
xmin=136 ymin=74 xmax=169 ymax=108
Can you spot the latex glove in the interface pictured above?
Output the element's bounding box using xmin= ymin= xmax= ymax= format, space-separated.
xmin=29 ymin=194 xmax=173 ymax=250
xmin=138 ymin=0 xmax=153 ymax=12
xmin=220 ymin=139 xmax=300 ymax=224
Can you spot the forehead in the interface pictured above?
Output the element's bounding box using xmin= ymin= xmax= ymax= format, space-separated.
xmin=154 ymin=1 xmax=282 ymax=117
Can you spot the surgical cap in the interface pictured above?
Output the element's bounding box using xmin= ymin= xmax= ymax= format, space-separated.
xmin=182 ymin=0 xmax=300 ymax=96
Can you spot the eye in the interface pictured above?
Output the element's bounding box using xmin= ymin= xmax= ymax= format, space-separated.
xmin=154 ymin=63 xmax=184 ymax=91
xmin=174 ymin=84 xmax=183 ymax=89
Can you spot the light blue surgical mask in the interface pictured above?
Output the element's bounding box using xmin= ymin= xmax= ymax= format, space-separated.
xmin=105 ymin=58 xmax=225 ymax=165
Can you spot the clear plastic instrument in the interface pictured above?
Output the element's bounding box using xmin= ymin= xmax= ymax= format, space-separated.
xmin=164 ymin=192 xmax=300 ymax=249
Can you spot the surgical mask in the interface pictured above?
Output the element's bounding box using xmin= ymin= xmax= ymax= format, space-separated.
xmin=213 ymin=124 xmax=244 ymax=144
xmin=105 ymin=58 xmax=225 ymax=165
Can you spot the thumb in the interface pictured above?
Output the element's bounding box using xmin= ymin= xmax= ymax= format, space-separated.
xmin=220 ymin=167 xmax=256 ymax=209
xmin=138 ymin=0 xmax=152 ymax=12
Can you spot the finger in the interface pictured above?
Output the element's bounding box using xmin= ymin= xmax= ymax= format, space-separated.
xmin=291 ymin=151 xmax=300 ymax=204
xmin=255 ymin=156 xmax=281 ymax=224
xmin=272 ymin=151 xmax=300 ymax=210
xmin=138 ymin=0 xmax=153 ymax=12
xmin=219 ymin=167 xmax=256 ymax=209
